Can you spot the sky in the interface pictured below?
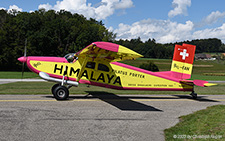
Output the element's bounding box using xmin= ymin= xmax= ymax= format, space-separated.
xmin=1 ymin=0 xmax=225 ymax=43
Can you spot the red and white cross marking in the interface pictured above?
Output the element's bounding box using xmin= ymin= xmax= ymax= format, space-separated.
xmin=179 ymin=49 xmax=189 ymax=60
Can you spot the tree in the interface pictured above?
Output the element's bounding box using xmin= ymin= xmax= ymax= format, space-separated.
xmin=0 ymin=9 xmax=116 ymax=71
xmin=139 ymin=61 xmax=159 ymax=72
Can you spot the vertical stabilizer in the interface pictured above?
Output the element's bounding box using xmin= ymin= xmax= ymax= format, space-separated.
xmin=171 ymin=43 xmax=196 ymax=79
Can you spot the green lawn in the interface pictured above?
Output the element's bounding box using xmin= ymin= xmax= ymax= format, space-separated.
xmin=190 ymin=75 xmax=225 ymax=81
xmin=0 ymin=81 xmax=224 ymax=95
xmin=164 ymin=105 xmax=225 ymax=141
xmin=1 ymin=59 xmax=225 ymax=80
xmin=0 ymin=71 xmax=39 ymax=79
xmin=123 ymin=59 xmax=225 ymax=81
xmin=0 ymin=58 xmax=224 ymax=95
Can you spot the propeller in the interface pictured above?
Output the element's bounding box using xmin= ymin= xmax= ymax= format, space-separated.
xmin=21 ymin=39 xmax=27 ymax=79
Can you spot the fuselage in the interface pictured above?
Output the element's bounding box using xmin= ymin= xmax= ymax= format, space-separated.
xmin=18 ymin=56 xmax=193 ymax=91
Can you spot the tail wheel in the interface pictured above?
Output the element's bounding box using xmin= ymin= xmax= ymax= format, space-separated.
xmin=53 ymin=86 xmax=69 ymax=100
xmin=190 ymin=92 xmax=197 ymax=99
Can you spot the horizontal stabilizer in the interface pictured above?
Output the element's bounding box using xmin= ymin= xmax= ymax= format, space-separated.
xmin=203 ymin=82 xmax=217 ymax=87
xmin=193 ymin=80 xmax=217 ymax=87
xmin=180 ymin=79 xmax=217 ymax=87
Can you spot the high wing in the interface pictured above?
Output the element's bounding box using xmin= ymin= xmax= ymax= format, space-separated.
xmin=75 ymin=42 xmax=143 ymax=62
xmin=74 ymin=42 xmax=143 ymax=82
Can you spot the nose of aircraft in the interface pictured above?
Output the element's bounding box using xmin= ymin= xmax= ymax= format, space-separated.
xmin=18 ymin=56 xmax=27 ymax=63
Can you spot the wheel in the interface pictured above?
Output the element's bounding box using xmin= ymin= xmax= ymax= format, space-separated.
xmin=51 ymin=84 xmax=60 ymax=94
xmin=53 ymin=86 xmax=69 ymax=100
xmin=190 ymin=92 xmax=197 ymax=99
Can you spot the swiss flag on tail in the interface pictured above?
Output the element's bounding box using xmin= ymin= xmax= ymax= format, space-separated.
xmin=171 ymin=43 xmax=196 ymax=79
xmin=173 ymin=44 xmax=196 ymax=64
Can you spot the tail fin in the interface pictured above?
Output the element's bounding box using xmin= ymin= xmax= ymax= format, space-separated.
xmin=171 ymin=43 xmax=196 ymax=79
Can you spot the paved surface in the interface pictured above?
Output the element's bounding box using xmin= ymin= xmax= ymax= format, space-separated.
xmin=208 ymin=81 xmax=225 ymax=83
xmin=0 ymin=94 xmax=224 ymax=141
xmin=0 ymin=79 xmax=45 ymax=85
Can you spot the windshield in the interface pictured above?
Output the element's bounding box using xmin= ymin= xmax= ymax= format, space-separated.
xmin=64 ymin=53 xmax=76 ymax=63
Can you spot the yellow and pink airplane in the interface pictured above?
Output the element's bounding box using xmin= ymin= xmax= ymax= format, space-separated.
xmin=18 ymin=42 xmax=216 ymax=100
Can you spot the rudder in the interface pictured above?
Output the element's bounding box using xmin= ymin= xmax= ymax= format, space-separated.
xmin=171 ymin=43 xmax=196 ymax=79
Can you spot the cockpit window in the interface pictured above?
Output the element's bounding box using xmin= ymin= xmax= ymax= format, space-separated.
xmin=98 ymin=63 xmax=109 ymax=72
xmin=64 ymin=53 xmax=76 ymax=63
xmin=86 ymin=62 xmax=96 ymax=69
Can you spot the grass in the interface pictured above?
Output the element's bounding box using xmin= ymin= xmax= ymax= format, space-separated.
xmin=0 ymin=81 xmax=225 ymax=95
xmin=122 ymin=58 xmax=172 ymax=71
xmin=190 ymin=75 xmax=225 ymax=81
xmin=1 ymin=59 xmax=225 ymax=80
xmin=0 ymin=71 xmax=39 ymax=79
xmin=164 ymin=105 xmax=225 ymax=141
xmin=123 ymin=59 xmax=225 ymax=73
xmin=0 ymin=59 xmax=225 ymax=94
xmin=122 ymin=59 xmax=225 ymax=81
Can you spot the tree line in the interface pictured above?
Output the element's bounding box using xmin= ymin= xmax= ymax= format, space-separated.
xmin=0 ymin=9 xmax=224 ymax=71
xmin=115 ymin=37 xmax=225 ymax=59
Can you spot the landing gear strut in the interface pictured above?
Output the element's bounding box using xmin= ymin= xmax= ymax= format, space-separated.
xmin=51 ymin=65 xmax=71 ymax=100
xmin=190 ymin=91 xmax=197 ymax=99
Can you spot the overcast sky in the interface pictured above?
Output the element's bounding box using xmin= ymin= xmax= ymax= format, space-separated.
xmin=1 ymin=0 xmax=225 ymax=43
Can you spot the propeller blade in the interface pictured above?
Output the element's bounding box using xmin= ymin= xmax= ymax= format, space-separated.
xmin=22 ymin=62 xmax=25 ymax=79
xmin=24 ymin=38 xmax=27 ymax=57
xmin=21 ymin=39 xmax=27 ymax=79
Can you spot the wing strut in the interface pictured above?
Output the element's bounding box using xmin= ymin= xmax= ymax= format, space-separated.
xmin=76 ymin=55 xmax=88 ymax=82
xmin=61 ymin=65 xmax=68 ymax=86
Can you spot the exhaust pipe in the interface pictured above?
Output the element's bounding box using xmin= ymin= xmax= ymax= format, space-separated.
xmin=39 ymin=72 xmax=79 ymax=87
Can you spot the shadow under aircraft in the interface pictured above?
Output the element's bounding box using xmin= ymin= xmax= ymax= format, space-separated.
xmin=84 ymin=91 xmax=163 ymax=111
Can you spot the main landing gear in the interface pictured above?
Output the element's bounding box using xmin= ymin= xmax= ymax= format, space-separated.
xmin=50 ymin=65 xmax=75 ymax=100
xmin=51 ymin=84 xmax=72 ymax=100
xmin=190 ymin=91 xmax=197 ymax=99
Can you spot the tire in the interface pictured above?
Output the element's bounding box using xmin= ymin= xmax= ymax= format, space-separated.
xmin=51 ymin=84 xmax=60 ymax=94
xmin=190 ymin=92 xmax=197 ymax=99
xmin=53 ymin=86 xmax=69 ymax=100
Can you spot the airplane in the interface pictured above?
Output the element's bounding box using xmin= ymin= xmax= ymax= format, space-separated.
xmin=18 ymin=41 xmax=216 ymax=100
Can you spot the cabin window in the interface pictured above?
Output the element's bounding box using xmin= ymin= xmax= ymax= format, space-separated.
xmin=86 ymin=62 xmax=95 ymax=69
xmin=98 ymin=63 xmax=110 ymax=72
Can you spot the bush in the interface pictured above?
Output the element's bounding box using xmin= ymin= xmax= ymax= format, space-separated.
xmin=139 ymin=61 xmax=159 ymax=72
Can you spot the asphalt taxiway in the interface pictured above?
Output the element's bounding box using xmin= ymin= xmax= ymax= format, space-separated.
xmin=0 ymin=94 xmax=224 ymax=141
xmin=0 ymin=79 xmax=44 ymax=85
